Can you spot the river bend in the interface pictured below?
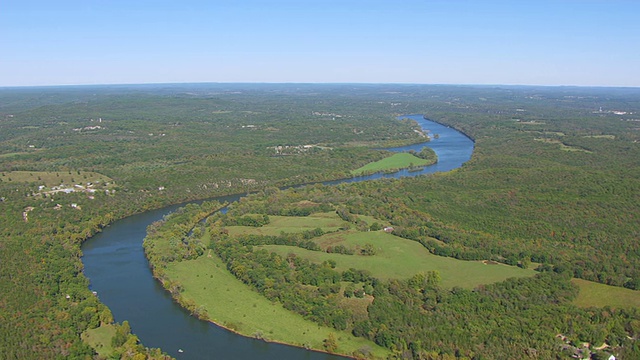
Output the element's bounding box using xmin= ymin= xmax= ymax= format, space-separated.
xmin=81 ymin=115 xmax=474 ymax=359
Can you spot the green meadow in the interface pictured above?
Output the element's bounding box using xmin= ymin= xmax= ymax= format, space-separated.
xmin=166 ymin=255 xmax=390 ymax=358
xmin=165 ymin=209 xmax=534 ymax=358
xmin=81 ymin=324 xmax=116 ymax=358
xmin=572 ymin=278 xmax=640 ymax=308
xmin=225 ymin=211 xmax=533 ymax=289
xmin=0 ymin=170 xmax=114 ymax=187
xmin=261 ymin=229 xmax=535 ymax=288
xmin=350 ymin=152 xmax=431 ymax=176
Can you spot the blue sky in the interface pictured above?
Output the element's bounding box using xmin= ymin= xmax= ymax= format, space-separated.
xmin=1 ymin=0 xmax=638 ymax=87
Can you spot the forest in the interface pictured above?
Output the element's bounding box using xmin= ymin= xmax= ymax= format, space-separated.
xmin=1 ymin=83 xmax=639 ymax=359
xmin=146 ymin=180 xmax=639 ymax=359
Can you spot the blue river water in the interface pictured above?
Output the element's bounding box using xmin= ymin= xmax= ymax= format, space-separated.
xmin=81 ymin=115 xmax=474 ymax=359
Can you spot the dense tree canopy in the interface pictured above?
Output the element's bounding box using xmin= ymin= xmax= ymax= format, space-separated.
xmin=1 ymin=84 xmax=639 ymax=358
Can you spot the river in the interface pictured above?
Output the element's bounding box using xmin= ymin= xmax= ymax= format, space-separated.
xmin=81 ymin=115 xmax=474 ymax=359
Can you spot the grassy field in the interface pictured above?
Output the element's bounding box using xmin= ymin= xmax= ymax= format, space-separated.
xmin=226 ymin=212 xmax=348 ymax=237
xmin=0 ymin=170 xmax=114 ymax=187
xmin=225 ymin=212 xmax=533 ymax=288
xmin=0 ymin=152 xmax=31 ymax=158
xmin=583 ymin=134 xmax=615 ymax=139
xmin=166 ymin=211 xmax=533 ymax=358
xmin=166 ymin=255 xmax=390 ymax=358
xmin=572 ymin=278 xmax=640 ymax=308
xmin=533 ymin=138 xmax=592 ymax=152
xmin=261 ymin=229 xmax=535 ymax=288
xmin=81 ymin=324 xmax=116 ymax=358
xmin=351 ymin=152 xmax=431 ymax=175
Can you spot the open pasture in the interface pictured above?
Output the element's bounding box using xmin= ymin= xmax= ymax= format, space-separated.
xmin=0 ymin=170 xmax=114 ymax=187
xmin=81 ymin=325 xmax=116 ymax=358
xmin=572 ymin=278 xmax=640 ymax=308
xmin=262 ymin=229 xmax=535 ymax=289
xmin=167 ymin=255 xmax=389 ymax=357
xmin=351 ymin=152 xmax=430 ymax=175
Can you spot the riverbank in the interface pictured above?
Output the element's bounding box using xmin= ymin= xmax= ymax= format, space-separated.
xmin=351 ymin=150 xmax=437 ymax=176
xmin=81 ymin=115 xmax=475 ymax=359
xmin=422 ymin=114 xmax=477 ymax=142
xmin=141 ymin=201 xmax=388 ymax=358
xmin=165 ymin=255 xmax=389 ymax=359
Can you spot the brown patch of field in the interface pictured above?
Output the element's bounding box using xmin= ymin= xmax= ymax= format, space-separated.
xmin=315 ymin=231 xmax=351 ymax=248
xmin=338 ymin=294 xmax=373 ymax=322
xmin=297 ymin=200 xmax=319 ymax=208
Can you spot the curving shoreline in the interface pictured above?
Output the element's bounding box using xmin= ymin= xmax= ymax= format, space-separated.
xmin=143 ymin=205 xmax=382 ymax=358
xmin=81 ymin=115 xmax=474 ymax=359
xmin=421 ymin=114 xmax=477 ymax=142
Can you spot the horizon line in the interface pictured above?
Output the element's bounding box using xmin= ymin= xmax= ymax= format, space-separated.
xmin=1 ymin=81 xmax=639 ymax=90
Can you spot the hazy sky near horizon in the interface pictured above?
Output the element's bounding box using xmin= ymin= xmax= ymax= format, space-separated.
xmin=1 ymin=0 xmax=638 ymax=87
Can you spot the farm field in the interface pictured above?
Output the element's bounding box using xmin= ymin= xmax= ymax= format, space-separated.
xmin=2 ymin=83 xmax=639 ymax=359
xmin=0 ymin=170 xmax=114 ymax=187
xmin=166 ymin=255 xmax=390 ymax=358
xmin=350 ymin=152 xmax=431 ymax=175
xmin=250 ymin=222 xmax=536 ymax=288
xmin=223 ymin=211 xmax=535 ymax=288
xmin=572 ymin=278 xmax=640 ymax=308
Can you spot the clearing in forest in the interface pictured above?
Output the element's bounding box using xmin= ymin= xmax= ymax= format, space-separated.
xmin=572 ymin=278 xmax=640 ymax=308
xmin=260 ymin=229 xmax=534 ymax=289
xmin=351 ymin=152 xmax=431 ymax=175
xmin=0 ymin=170 xmax=114 ymax=187
xmin=81 ymin=324 xmax=116 ymax=358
